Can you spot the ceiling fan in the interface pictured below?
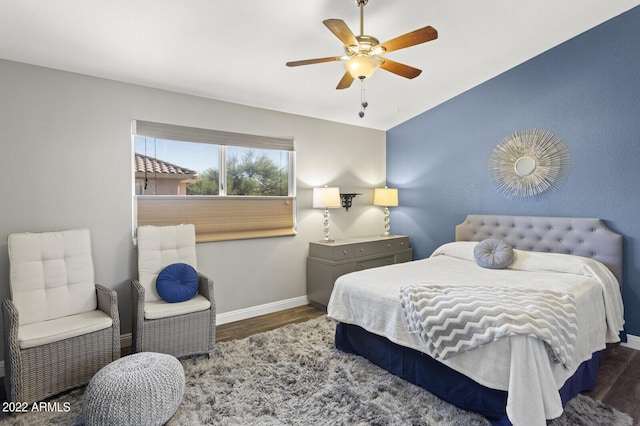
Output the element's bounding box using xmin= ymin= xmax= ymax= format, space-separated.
xmin=286 ymin=0 xmax=438 ymax=90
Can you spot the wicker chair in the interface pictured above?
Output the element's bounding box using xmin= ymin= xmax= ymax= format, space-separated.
xmin=132 ymin=224 xmax=215 ymax=358
xmin=2 ymin=228 xmax=120 ymax=404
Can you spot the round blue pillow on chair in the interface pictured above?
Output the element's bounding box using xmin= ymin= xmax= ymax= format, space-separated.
xmin=156 ymin=263 xmax=199 ymax=303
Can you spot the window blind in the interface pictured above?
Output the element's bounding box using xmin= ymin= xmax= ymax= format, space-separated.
xmin=132 ymin=120 xmax=294 ymax=151
xmin=136 ymin=196 xmax=296 ymax=242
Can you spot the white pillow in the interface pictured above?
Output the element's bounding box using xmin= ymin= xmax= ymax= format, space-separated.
xmin=508 ymin=250 xmax=588 ymax=275
xmin=430 ymin=241 xmax=477 ymax=261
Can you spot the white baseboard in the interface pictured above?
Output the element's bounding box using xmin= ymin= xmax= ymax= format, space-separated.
xmin=215 ymin=295 xmax=310 ymax=325
xmin=621 ymin=333 xmax=640 ymax=350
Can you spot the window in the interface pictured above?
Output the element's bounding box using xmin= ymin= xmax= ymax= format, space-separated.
xmin=134 ymin=138 xmax=218 ymax=196
xmin=132 ymin=120 xmax=296 ymax=242
xmin=225 ymin=146 xmax=289 ymax=196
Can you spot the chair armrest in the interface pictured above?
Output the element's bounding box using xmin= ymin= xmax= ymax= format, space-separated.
xmin=3 ymin=299 xmax=23 ymax=402
xmin=197 ymin=273 xmax=215 ymax=302
xmin=2 ymin=299 xmax=20 ymax=349
xmin=197 ymin=273 xmax=216 ymax=354
xmin=131 ymin=280 xmax=145 ymax=353
xmin=96 ymin=284 xmax=119 ymax=320
xmin=131 ymin=279 xmax=145 ymax=306
xmin=95 ymin=284 xmax=121 ymax=359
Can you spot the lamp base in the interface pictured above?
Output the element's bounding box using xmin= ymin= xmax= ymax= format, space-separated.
xmin=319 ymin=208 xmax=335 ymax=243
xmin=318 ymin=239 xmax=335 ymax=243
xmin=381 ymin=207 xmax=393 ymax=237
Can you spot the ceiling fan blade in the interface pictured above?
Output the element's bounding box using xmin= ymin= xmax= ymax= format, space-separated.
xmin=286 ymin=56 xmax=344 ymax=67
xmin=376 ymin=26 xmax=438 ymax=54
xmin=323 ymin=19 xmax=359 ymax=47
xmin=336 ymin=72 xmax=355 ymax=90
xmin=379 ymin=58 xmax=422 ymax=79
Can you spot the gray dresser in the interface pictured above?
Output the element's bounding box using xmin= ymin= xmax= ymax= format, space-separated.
xmin=307 ymin=235 xmax=412 ymax=309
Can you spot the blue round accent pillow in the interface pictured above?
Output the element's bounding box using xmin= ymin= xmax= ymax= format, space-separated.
xmin=156 ymin=263 xmax=199 ymax=303
xmin=473 ymin=239 xmax=514 ymax=269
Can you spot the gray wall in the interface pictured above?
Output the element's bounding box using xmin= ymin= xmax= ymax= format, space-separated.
xmin=0 ymin=59 xmax=387 ymax=358
xmin=386 ymin=7 xmax=640 ymax=337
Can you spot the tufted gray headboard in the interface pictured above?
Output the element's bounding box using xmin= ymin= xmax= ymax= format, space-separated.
xmin=455 ymin=214 xmax=623 ymax=284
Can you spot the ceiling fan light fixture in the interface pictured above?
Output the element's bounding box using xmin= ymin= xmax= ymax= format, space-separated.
xmin=286 ymin=0 xmax=437 ymax=90
xmin=371 ymin=45 xmax=385 ymax=55
xmin=345 ymin=54 xmax=380 ymax=79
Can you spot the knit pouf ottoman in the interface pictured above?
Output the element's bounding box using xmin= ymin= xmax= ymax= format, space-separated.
xmin=82 ymin=352 xmax=185 ymax=426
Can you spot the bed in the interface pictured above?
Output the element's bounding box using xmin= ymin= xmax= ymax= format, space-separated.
xmin=327 ymin=214 xmax=625 ymax=426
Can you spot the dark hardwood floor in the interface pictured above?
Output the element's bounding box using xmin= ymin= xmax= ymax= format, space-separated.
xmin=216 ymin=304 xmax=325 ymax=342
xmin=582 ymin=343 xmax=640 ymax=424
xmin=221 ymin=305 xmax=639 ymax=425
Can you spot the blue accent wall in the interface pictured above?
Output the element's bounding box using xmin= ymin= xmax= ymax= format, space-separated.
xmin=387 ymin=7 xmax=640 ymax=336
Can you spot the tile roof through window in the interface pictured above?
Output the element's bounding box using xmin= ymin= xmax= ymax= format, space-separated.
xmin=134 ymin=153 xmax=197 ymax=176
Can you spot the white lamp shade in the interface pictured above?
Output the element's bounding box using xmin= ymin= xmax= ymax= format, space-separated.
xmin=345 ymin=55 xmax=380 ymax=79
xmin=373 ymin=187 xmax=398 ymax=207
xmin=313 ymin=187 xmax=341 ymax=208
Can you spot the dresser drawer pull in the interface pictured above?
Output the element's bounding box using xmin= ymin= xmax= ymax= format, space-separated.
xmin=387 ymin=244 xmax=391 ymax=248
xmin=343 ymin=250 xmax=348 ymax=255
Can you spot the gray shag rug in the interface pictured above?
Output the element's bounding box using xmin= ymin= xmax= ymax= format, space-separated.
xmin=0 ymin=316 xmax=633 ymax=425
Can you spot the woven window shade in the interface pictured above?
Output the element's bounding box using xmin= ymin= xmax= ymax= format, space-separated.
xmin=132 ymin=120 xmax=294 ymax=151
xmin=137 ymin=197 xmax=296 ymax=242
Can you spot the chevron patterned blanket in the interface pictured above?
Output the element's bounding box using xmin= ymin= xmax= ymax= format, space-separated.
xmin=400 ymin=285 xmax=578 ymax=367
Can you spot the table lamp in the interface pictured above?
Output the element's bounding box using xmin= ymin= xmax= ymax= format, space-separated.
xmin=373 ymin=186 xmax=398 ymax=237
xmin=313 ymin=186 xmax=341 ymax=242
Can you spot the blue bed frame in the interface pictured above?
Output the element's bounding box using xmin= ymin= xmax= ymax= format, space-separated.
xmin=332 ymin=214 xmax=623 ymax=425
xmin=335 ymin=322 xmax=601 ymax=425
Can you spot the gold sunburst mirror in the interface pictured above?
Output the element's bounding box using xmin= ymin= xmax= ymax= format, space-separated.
xmin=489 ymin=129 xmax=570 ymax=201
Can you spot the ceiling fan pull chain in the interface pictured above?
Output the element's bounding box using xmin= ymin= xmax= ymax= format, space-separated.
xmin=359 ymin=78 xmax=368 ymax=118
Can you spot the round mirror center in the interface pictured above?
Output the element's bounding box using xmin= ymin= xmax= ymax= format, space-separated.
xmin=514 ymin=156 xmax=537 ymax=177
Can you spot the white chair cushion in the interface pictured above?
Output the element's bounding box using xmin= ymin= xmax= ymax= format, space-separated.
xmin=18 ymin=310 xmax=113 ymax=349
xmin=144 ymin=295 xmax=211 ymax=320
xmin=8 ymin=229 xmax=97 ymax=326
xmin=137 ymin=224 xmax=197 ymax=303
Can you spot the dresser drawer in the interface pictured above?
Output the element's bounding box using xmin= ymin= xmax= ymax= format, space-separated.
xmin=364 ymin=237 xmax=410 ymax=256
xmin=396 ymin=250 xmax=414 ymax=263
xmin=356 ymin=255 xmax=395 ymax=270
xmin=309 ymin=236 xmax=410 ymax=260
xmin=309 ymin=242 xmax=357 ymax=260
xmin=331 ymin=244 xmax=357 ymax=260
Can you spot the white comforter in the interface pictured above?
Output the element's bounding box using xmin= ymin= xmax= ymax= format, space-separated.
xmin=327 ymin=242 xmax=625 ymax=426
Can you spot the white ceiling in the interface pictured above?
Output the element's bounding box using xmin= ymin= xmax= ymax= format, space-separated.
xmin=1 ymin=1 xmax=638 ymax=130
